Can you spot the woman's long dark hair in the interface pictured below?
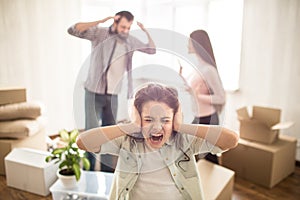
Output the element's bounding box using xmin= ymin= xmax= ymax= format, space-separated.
xmin=190 ymin=30 xmax=224 ymax=113
xmin=190 ymin=30 xmax=217 ymax=69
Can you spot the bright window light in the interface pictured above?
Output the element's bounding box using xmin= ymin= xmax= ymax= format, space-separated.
xmin=81 ymin=0 xmax=243 ymax=91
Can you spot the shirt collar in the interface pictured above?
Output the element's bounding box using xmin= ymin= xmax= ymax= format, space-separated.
xmin=165 ymin=134 xmax=176 ymax=146
xmin=109 ymin=25 xmax=116 ymax=35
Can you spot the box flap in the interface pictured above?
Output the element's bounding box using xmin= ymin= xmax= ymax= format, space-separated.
xmin=236 ymin=107 xmax=250 ymax=120
xmin=271 ymin=121 xmax=294 ymax=130
xmin=252 ymin=106 xmax=281 ymax=127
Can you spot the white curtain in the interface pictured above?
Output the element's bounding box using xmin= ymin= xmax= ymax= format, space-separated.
xmin=0 ymin=0 xmax=82 ymax=134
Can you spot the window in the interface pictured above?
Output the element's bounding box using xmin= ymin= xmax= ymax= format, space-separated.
xmin=81 ymin=0 xmax=243 ymax=91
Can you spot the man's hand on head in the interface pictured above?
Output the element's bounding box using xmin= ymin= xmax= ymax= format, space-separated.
xmin=114 ymin=15 xmax=121 ymax=23
xmin=137 ymin=21 xmax=146 ymax=32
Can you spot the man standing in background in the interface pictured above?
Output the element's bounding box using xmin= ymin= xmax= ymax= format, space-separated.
xmin=68 ymin=11 xmax=156 ymax=172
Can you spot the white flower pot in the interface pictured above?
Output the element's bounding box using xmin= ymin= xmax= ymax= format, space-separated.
xmin=56 ymin=169 xmax=78 ymax=189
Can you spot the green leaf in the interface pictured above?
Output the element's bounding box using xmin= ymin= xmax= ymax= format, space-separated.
xmin=71 ymin=146 xmax=78 ymax=151
xmin=54 ymin=160 xmax=61 ymax=164
xmin=59 ymin=160 xmax=68 ymax=169
xmin=52 ymin=148 xmax=65 ymax=155
xmin=82 ymin=157 xmax=90 ymax=170
xmin=73 ymin=163 xmax=81 ymax=181
xmin=70 ymin=130 xmax=79 ymax=143
xmin=45 ymin=156 xmax=52 ymax=162
xmin=60 ymin=129 xmax=69 ymax=142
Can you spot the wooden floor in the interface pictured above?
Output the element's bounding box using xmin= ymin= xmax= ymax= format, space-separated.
xmin=0 ymin=166 xmax=299 ymax=200
xmin=232 ymin=166 xmax=300 ymax=200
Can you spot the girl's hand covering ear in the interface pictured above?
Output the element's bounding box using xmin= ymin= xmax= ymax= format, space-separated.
xmin=173 ymin=105 xmax=183 ymax=132
xmin=130 ymin=105 xmax=141 ymax=127
xmin=118 ymin=105 xmax=142 ymax=136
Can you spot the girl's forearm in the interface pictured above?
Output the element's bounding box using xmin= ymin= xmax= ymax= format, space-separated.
xmin=76 ymin=123 xmax=139 ymax=152
xmin=178 ymin=123 xmax=238 ymax=150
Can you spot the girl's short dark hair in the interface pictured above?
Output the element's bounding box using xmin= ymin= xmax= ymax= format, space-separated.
xmin=134 ymin=83 xmax=179 ymax=115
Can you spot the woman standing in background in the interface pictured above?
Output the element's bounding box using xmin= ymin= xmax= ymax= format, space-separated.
xmin=181 ymin=30 xmax=226 ymax=164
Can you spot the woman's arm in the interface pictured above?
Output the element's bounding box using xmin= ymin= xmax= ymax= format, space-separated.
xmin=199 ymin=67 xmax=226 ymax=105
xmin=191 ymin=67 xmax=225 ymax=105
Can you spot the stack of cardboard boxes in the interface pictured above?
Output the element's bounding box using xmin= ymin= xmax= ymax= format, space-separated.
xmin=0 ymin=87 xmax=47 ymax=175
xmin=222 ymin=106 xmax=296 ymax=188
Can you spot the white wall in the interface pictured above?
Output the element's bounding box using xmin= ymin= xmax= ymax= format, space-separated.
xmin=1 ymin=0 xmax=299 ymax=161
xmin=0 ymin=0 xmax=82 ymax=134
xmin=223 ymin=0 xmax=300 ymax=161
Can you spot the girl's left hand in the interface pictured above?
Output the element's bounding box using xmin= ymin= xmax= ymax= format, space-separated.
xmin=173 ymin=105 xmax=183 ymax=132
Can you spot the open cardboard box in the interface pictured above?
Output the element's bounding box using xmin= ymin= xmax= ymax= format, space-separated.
xmin=221 ymin=134 xmax=296 ymax=188
xmin=236 ymin=106 xmax=294 ymax=144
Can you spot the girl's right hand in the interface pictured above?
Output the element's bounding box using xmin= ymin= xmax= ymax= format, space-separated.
xmin=130 ymin=105 xmax=141 ymax=127
xmin=118 ymin=105 xmax=142 ymax=136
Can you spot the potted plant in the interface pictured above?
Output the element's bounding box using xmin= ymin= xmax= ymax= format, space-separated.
xmin=45 ymin=129 xmax=90 ymax=188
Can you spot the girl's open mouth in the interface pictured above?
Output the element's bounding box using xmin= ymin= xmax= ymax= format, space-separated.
xmin=149 ymin=133 xmax=163 ymax=143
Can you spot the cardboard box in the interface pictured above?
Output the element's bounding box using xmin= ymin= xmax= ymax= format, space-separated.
xmin=0 ymin=128 xmax=47 ymax=175
xmin=198 ymin=160 xmax=235 ymax=200
xmin=5 ymin=148 xmax=58 ymax=196
xmin=221 ymin=135 xmax=296 ymax=188
xmin=0 ymin=87 xmax=26 ymax=105
xmin=237 ymin=106 xmax=294 ymax=144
